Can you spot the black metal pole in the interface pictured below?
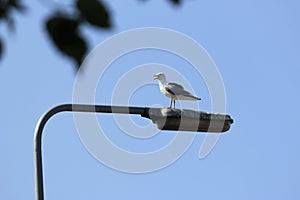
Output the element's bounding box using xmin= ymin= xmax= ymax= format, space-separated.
xmin=33 ymin=104 xmax=150 ymax=200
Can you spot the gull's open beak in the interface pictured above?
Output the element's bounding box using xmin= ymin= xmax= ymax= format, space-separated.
xmin=153 ymin=75 xmax=158 ymax=80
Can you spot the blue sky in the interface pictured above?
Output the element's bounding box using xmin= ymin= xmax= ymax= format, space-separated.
xmin=1 ymin=0 xmax=300 ymax=199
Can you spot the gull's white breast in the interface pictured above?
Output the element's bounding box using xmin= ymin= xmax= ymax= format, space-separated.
xmin=159 ymin=82 xmax=173 ymax=98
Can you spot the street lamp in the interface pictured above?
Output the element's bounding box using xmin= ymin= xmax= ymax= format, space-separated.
xmin=34 ymin=104 xmax=233 ymax=200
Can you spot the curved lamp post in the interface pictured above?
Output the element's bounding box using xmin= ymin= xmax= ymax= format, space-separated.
xmin=34 ymin=104 xmax=233 ymax=200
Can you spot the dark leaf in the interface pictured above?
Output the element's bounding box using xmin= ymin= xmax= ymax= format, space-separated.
xmin=0 ymin=1 xmax=9 ymax=20
xmin=8 ymin=0 xmax=26 ymax=12
xmin=46 ymin=15 xmax=87 ymax=68
xmin=0 ymin=37 xmax=3 ymax=60
xmin=0 ymin=0 xmax=26 ymax=31
xmin=76 ymin=0 xmax=111 ymax=28
xmin=0 ymin=8 xmax=5 ymax=20
xmin=169 ymin=0 xmax=181 ymax=5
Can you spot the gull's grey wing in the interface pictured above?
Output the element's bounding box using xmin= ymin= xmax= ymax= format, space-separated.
xmin=167 ymin=82 xmax=184 ymax=89
xmin=165 ymin=82 xmax=192 ymax=96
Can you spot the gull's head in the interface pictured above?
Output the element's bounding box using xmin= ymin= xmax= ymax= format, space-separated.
xmin=153 ymin=72 xmax=166 ymax=81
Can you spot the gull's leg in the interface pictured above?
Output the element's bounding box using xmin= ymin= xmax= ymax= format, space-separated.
xmin=169 ymin=98 xmax=173 ymax=108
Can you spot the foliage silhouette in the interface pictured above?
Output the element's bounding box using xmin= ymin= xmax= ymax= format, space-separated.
xmin=1 ymin=0 xmax=26 ymax=62
xmin=76 ymin=0 xmax=110 ymax=28
xmin=0 ymin=37 xmax=3 ymax=60
xmin=46 ymin=15 xmax=87 ymax=67
xmin=0 ymin=0 xmax=183 ymax=69
xmin=0 ymin=0 xmax=26 ymax=31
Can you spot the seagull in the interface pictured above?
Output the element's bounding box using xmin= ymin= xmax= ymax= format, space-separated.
xmin=153 ymin=72 xmax=201 ymax=109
